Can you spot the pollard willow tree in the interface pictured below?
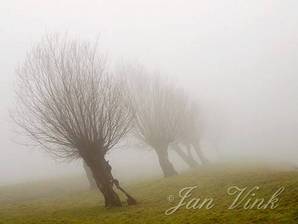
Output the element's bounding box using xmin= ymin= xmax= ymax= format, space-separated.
xmin=13 ymin=36 xmax=136 ymax=207
xmin=177 ymin=102 xmax=209 ymax=164
xmin=123 ymin=66 xmax=189 ymax=177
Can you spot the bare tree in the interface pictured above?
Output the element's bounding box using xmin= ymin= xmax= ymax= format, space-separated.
xmin=13 ymin=35 xmax=136 ymax=207
xmin=178 ymin=102 xmax=209 ymax=164
xmin=123 ymin=66 xmax=189 ymax=177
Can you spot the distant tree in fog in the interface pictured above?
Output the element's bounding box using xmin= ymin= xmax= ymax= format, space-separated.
xmin=13 ymin=35 xmax=136 ymax=207
xmin=122 ymin=65 xmax=192 ymax=177
xmin=177 ymin=102 xmax=209 ymax=164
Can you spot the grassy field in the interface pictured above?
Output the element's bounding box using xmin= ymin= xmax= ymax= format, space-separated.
xmin=0 ymin=164 xmax=297 ymax=224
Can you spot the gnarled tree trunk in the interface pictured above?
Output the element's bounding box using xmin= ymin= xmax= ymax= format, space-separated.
xmin=154 ymin=144 xmax=178 ymax=177
xmin=84 ymin=153 xmax=122 ymax=207
xmin=83 ymin=150 xmax=137 ymax=207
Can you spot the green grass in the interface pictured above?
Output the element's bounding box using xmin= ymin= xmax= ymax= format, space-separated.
xmin=0 ymin=164 xmax=297 ymax=224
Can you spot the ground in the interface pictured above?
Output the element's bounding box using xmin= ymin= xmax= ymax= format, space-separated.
xmin=0 ymin=164 xmax=297 ymax=224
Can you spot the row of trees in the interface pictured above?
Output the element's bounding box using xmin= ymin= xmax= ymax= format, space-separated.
xmin=13 ymin=35 xmax=208 ymax=208
xmin=122 ymin=66 xmax=208 ymax=177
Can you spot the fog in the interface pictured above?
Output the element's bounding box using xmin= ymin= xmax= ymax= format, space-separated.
xmin=1 ymin=0 xmax=298 ymax=185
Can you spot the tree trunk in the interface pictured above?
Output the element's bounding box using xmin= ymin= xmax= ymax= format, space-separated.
xmin=172 ymin=144 xmax=199 ymax=168
xmin=84 ymin=155 xmax=122 ymax=207
xmin=154 ymin=145 xmax=178 ymax=177
xmin=83 ymin=161 xmax=97 ymax=190
xmin=192 ymin=141 xmax=209 ymax=164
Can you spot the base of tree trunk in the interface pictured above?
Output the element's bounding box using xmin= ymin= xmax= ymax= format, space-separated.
xmin=84 ymin=154 xmax=138 ymax=207
xmin=113 ymin=179 xmax=137 ymax=205
xmin=84 ymin=156 xmax=123 ymax=207
xmin=155 ymin=146 xmax=178 ymax=177
xmin=102 ymin=187 xmax=122 ymax=207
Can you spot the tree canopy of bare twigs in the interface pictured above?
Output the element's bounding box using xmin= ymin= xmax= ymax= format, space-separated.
xmin=14 ymin=36 xmax=132 ymax=159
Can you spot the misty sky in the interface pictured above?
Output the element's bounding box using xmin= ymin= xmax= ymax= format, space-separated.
xmin=1 ymin=0 xmax=298 ymax=185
